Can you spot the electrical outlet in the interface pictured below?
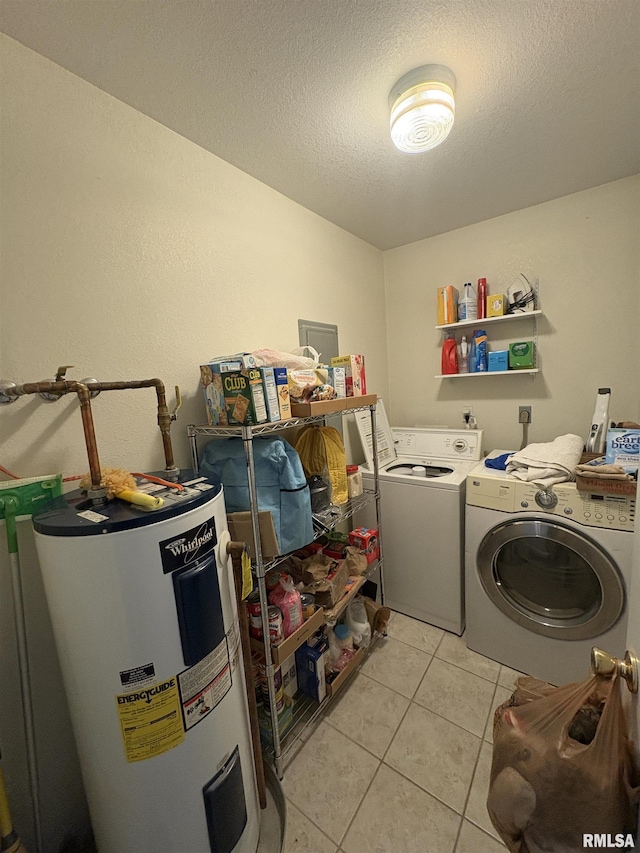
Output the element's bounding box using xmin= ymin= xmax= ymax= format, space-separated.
xmin=463 ymin=406 xmax=472 ymax=425
xmin=519 ymin=405 xmax=532 ymax=424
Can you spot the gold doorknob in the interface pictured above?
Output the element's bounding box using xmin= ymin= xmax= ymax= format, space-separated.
xmin=591 ymin=647 xmax=638 ymax=693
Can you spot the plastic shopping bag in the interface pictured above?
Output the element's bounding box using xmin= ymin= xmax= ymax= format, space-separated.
xmin=488 ymin=672 xmax=639 ymax=852
xmin=252 ymin=345 xmax=320 ymax=370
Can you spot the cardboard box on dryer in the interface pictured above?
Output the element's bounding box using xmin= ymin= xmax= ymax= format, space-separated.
xmin=331 ymin=355 xmax=366 ymax=396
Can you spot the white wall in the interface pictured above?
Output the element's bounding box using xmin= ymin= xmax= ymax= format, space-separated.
xmin=0 ymin=35 xmax=387 ymax=478
xmin=383 ymin=176 xmax=640 ymax=450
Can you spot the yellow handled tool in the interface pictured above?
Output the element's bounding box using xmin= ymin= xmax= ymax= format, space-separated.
xmin=116 ymin=490 xmax=164 ymax=510
xmin=0 ymin=763 xmax=29 ymax=853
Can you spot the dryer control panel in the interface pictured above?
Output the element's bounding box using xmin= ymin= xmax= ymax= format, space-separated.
xmin=467 ymin=473 xmax=636 ymax=532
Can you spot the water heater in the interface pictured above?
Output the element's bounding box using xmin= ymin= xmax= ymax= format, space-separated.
xmin=32 ymin=473 xmax=259 ymax=853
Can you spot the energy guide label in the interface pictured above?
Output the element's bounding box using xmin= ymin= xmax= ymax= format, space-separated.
xmin=179 ymin=639 xmax=231 ymax=731
xmin=115 ymin=677 xmax=185 ymax=762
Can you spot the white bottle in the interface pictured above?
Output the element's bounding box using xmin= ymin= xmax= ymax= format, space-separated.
xmin=459 ymin=336 xmax=469 ymax=373
xmin=458 ymin=283 xmax=478 ymax=321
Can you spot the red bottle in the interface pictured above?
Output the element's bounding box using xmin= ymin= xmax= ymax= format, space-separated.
xmin=477 ymin=278 xmax=487 ymax=319
xmin=441 ymin=334 xmax=459 ymax=375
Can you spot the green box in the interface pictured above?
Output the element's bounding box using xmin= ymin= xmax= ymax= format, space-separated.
xmin=508 ymin=341 xmax=535 ymax=369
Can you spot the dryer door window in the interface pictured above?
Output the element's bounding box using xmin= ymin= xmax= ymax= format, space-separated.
xmin=477 ymin=519 xmax=625 ymax=640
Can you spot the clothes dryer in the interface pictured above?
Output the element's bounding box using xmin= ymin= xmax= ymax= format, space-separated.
xmin=464 ymin=454 xmax=636 ymax=684
xmin=355 ymin=404 xmax=482 ymax=634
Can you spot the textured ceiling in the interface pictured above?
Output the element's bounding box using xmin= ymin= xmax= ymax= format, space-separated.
xmin=2 ymin=0 xmax=639 ymax=249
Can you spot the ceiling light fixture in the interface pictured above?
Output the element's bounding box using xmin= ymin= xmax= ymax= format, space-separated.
xmin=389 ymin=64 xmax=456 ymax=154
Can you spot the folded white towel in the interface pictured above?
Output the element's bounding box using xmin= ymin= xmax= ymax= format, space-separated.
xmin=506 ymin=434 xmax=584 ymax=489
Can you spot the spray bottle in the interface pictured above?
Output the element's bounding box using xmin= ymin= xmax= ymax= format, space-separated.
xmin=458 ymin=336 xmax=469 ymax=373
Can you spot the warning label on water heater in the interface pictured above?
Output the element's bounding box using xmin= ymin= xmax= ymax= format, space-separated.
xmin=178 ymin=639 xmax=231 ymax=731
xmin=115 ymin=677 xmax=185 ymax=762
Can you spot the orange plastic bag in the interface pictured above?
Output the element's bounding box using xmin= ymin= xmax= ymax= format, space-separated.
xmin=488 ymin=672 xmax=639 ymax=852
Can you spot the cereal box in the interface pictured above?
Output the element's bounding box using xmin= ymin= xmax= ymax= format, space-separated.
xmin=330 ymin=355 xmax=366 ymax=397
xmin=327 ymin=366 xmax=346 ymax=398
xmin=273 ymin=367 xmax=291 ymax=419
xmin=200 ymin=364 xmax=268 ymax=425
xmin=605 ymin=429 xmax=640 ymax=474
xmin=208 ymin=352 xmax=257 ymax=369
xmin=260 ymin=366 xmax=281 ymax=423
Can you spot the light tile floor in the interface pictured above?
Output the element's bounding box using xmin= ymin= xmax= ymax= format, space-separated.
xmin=282 ymin=611 xmax=525 ymax=853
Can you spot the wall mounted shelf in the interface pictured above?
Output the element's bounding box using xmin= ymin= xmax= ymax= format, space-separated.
xmin=435 ymin=309 xmax=543 ymax=331
xmin=435 ymin=369 xmax=539 ymax=379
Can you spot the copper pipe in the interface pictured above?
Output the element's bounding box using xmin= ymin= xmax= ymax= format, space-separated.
xmin=3 ymin=376 xmax=179 ymax=489
xmin=4 ymin=381 xmax=102 ymax=488
xmin=76 ymin=379 xmax=177 ymax=476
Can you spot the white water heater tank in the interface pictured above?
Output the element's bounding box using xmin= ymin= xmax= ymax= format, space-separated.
xmin=33 ymin=473 xmax=259 ymax=853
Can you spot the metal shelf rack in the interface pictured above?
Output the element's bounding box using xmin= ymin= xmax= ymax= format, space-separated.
xmin=187 ymin=401 xmax=384 ymax=778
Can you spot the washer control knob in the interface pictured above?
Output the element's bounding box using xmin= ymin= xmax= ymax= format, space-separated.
xmin=620 ymin=516 xmax=627 ymax=523
xmin=520 ymin=501 xmax=529 ymax=508
xmin=584 ymin=512 xmax=591 ymax=518
xmin=564 ymin=507 xmax=573 ymax=515
xmin=607 ymin=514 xmax=614 ymax=521
xmin=535 ymin=489 xmax=558 ymax=509
xmin=595 ymin=513 xmax=603 ymax=520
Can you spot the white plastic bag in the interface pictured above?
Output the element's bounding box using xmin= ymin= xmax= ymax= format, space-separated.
xmin=345 ymin=595 xmax=371 ymax=648
xmin=252 ymin=346 xmax=320 ymax=370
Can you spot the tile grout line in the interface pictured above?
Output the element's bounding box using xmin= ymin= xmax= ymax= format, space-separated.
xmin=451 ymin=679 xmax=501 ymax=852
xmin=284 ymin=796 xmax=340 ymax=852
xmin=336 ymin=759 xmax=384 ymax=850
xmin=385 ymin=629 xmax=502 ymax=685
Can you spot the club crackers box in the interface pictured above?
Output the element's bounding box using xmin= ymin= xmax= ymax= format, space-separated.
xmin=260 ymin=366 xmax=281 ymax=423
xmin=200 ymin=364 xmax=268 ymax=425
xmin=330 ymin=355 xmax=366 ymax=396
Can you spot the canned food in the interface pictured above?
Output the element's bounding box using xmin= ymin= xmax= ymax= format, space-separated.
xmin=247 ymin=592 xmax=263 ymax=639
xmin=300 ymin=593 xmax=316 ymax=621
xmin=262 ymin=665 xmax=284 ymax=715
xmin=268 ymin=605 xmax=284 ymax=644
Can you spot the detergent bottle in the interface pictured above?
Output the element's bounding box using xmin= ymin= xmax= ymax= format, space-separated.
xmin=469 ymin=334 xmax=477 ymax=373
xmin=441 ymin=332 xmax=459 ymax=375
xmin=473 ymin=329 xmax=488 ymax=372
xmin=458 ymin=282 xmax=478 ymax=321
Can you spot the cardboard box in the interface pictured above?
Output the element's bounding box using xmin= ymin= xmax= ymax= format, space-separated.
xmin=260 ymin=366 xmax=281 ymax=423
xmin=326 ymin=646 xmax=365 ymax=698
xmin=295 ymin=635 xmax=329 ymax=703
xmin=348 ymin=527 xmax=379 ymax=564
xmin=270 ymin=605 xmax=324 ymax=667
xmin=208 ymin=352 xmax=257 ymax=369
xmin=605 ymin=429 xmax=640 ymax=474
xmin=487 ymin=294 xmax=506 ymax=317
xmin=280 ymin=652 xmax=298 ymax=699
xmin=575 ymin=475 xmax=637 ymax=497
xmin=290 ymin=393 xmax=377 ymax=418
xmin=221 ymin=368 xmax=269 ymax=425
xmin=273 ymin=367 xmax=292 ymax=420
xmin=488 ymin=350 xmax=509 ymax=372
xmin=508 ymin=341 xmax=535 ymax=370
xmin=327 ymin=366 xmax=346 ymax=398
xmin=227 ymin=511 xmax=279 ymax=560
xmin=437 ymin=286 xmax=459 ymax=325
xmin=201 ymin=364 xmax=269 ymax=425
xmin=330 ymin=355 xmax=366 ymax=396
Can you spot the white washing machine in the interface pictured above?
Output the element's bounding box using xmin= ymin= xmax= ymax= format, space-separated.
xmin=355 ymin=403 xmax=483 ymax=634
xmin=465 ymin=454 xmax=636 ymax=685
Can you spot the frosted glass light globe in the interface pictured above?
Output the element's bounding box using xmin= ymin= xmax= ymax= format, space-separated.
xmin=389 ymin=65 xmax=456 ymax=153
